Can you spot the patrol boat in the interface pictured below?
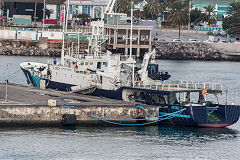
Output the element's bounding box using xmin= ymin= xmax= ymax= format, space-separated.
xmin=20 ymin=1 xmax=240 ymax=128
xmin=20 ymin=41 xmax=240 ymax=127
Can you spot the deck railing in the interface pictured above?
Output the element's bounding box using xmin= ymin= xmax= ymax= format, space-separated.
xmin=134 ymin=81 xmax=222 ymax=91
xmin=120 ymin=55 xmax=136 ymax=61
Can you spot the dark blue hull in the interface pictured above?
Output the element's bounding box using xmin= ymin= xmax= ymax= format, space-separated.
xmin=21 ymin=68 xmax=240 ymax=127
xmin=158 ymin=105 xmax=240 ymax=127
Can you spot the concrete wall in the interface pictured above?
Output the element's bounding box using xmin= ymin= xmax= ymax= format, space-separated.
xmin=158 ymin=28 xmax=208 ymax=34
xmin=0 ymin=105 xmax=159 ymax=125
xmin=0 ymin=28 xmax=91 ymax=41
xmin=0 ymin=29 xmax=16 ymax=39
xmin=208 ymin=43 xmax=240 ymax=53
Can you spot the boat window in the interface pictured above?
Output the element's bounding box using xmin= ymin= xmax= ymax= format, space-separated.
xmin=80 ymin=62 xmax=84 ymax=65
xmin=90 ymin=62 xmax=93 ymax=65
xmin=85 ymin=62 xmax=88 ymax=65
xmin=97 ymin=62 xmax=101 ymax=69
xmin=100 ymin=76 xmax=102 ymax=84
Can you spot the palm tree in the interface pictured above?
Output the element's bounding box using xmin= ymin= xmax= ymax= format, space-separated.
xmin=228 ymin=2 xmax=240 ymax=17
xmin=143 ymin=0 xmax=163 ymax=20
xmin=190 ymin=8 xmax=203 ymax=26
xmin=202 ymin=5 xmax=216 ymax=25
xmin=167 ymin=0 xmax=189 ymax=39
xmin=116 ymin=0 xmax=131 ymax=15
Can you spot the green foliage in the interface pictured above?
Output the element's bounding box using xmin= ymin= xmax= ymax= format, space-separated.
xmin=143 ymin=0 xmax=163 ymax=20
xmin=190 ymin=8 xmax=202 ymax=24
xmin=207 ymin=31 xmax=213 ymax=35
xmin=73 ymin=14 xmax=90 ymax=19
xmin=228 ymin=2 xmax=240 ymax=17
xmin=222 ymin=16 xmax=240 ymax=30
xmin=201 ymin=5 xmax=216 ymax=25
xmin=228 ymin=19 xmax=240 ymax=36
xmin=116 ymin=0 xmax=131 ymax=15
xmin=167 ymin=0 xmax=189 ymax=39
xmin=223 ymin=2 xmax=240 ymax=36
xmin=48 ymin=24 xmax=62 ymax=29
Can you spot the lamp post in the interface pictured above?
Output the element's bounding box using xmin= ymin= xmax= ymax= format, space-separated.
xmin=188 ymin=0 xmax=192 ymax=33
xmin=5 ymin=62 xmax=11 ymax=102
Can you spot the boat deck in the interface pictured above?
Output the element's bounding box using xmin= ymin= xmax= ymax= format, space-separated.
xmin=134 ymin=81 xmax=222 ymax=94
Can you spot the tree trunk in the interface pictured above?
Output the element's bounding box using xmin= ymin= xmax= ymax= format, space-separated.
xmin=178 ymin=24 xmax=181 ymax=39
xmin=34 ymin=3 xmax=37 ymax=27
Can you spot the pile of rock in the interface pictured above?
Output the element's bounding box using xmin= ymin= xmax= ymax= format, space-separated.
xmin=0 ymin=40 xmax=61 ymax=57
xmin=153 ymin=42 xmax=225 ymax=61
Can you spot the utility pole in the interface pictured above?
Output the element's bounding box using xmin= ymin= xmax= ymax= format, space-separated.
xmin=42 ymin=0 xmax=46 ymax=30
xmin=34 ymin=3 xmax=37 ymax=27
xmin=188 ymin=0 xmax=192 ymax=33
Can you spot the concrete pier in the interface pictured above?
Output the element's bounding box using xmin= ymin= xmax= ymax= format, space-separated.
xmin=0 ymin=83 xmax=159 ymax=126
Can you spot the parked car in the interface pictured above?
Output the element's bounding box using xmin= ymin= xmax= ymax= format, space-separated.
xmin=203 ymin=40 xmax=213 ymax=43
xmin=189 ymin=39 xmax=198 ymax=42
xmin=153 ymin=37 xmax=159 ymax=41
xmin=172 ymin=39 xmax=182 ymax=42
xmin=219 ymin=40 xmax=228 ymax=43
xmin=158 ymin=38 xmax=166 ymax=42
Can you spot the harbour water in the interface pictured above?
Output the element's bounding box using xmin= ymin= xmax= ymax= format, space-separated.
xmin=1 ymin=55 xmax=240 ymax=159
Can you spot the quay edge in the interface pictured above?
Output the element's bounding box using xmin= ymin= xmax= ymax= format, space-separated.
xmin=0 ymin=83 xmax=239 ymax=127
xmin=0 ymin=105 xmax=159 ymax=126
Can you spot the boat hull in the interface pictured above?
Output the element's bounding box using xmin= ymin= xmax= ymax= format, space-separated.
xmin=158 ymin=105 xmax=240 ymax=128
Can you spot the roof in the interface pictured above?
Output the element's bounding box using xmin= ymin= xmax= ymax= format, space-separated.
xmin=2 ymin=0 xmax=65 ymax=5
xmin=192 ymin=0 xmax=236 ymax=6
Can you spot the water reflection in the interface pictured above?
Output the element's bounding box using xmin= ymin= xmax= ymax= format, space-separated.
xmin=0 ymin=125 xmax=239 ymax=159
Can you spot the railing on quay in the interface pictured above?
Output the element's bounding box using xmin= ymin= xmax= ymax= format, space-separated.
xmin=120 ymin=55 xmax=136 ymax=61
xmin=0 ymin=26 xmax=91 ymax=33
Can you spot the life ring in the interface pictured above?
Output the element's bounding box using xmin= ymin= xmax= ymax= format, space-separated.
xmin=91 ymin=78 xmax=97 ymax=83
xmin=56 ymin=64 xmax=60 ymax=70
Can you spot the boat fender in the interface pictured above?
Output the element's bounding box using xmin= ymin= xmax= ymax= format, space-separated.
xmin=62 ymin=114 xmax=77 ymax=125
xmin=138 ymin=108 xmax=141 ymax=114
xmin=57 ymin=64 xmax=60 ymax=70
xmin=91 ymin=77 xmax=97 ymax=83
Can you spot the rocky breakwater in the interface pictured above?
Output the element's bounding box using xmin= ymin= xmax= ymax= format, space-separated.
xmin=0 ymin=39 xmax=88 ymax=57
xmin=153 ymin=41 xmax=232 ymax=61
xmin=0 ymin=40 xmax=62 ymax=57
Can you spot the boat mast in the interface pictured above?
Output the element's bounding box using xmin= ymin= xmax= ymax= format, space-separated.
xmin=65 ymin=0 xmax=69 ymax=30
xmin=130 ymin=1 xmax=134 ymax=87
xmin=61 ymin=4 xmax=66 ymax=66
xmin=61 ymin=0 xmax=69 ymax=66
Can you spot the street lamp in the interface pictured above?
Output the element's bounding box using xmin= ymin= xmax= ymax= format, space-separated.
xmin=188 ymin=0 xmax=192 ymax=32
xmin=5 ymin=62 xmax=11 ymax=102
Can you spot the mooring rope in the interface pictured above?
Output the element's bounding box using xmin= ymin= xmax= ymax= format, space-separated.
xmin=61 ymin=105 xmax=186 ymax=126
